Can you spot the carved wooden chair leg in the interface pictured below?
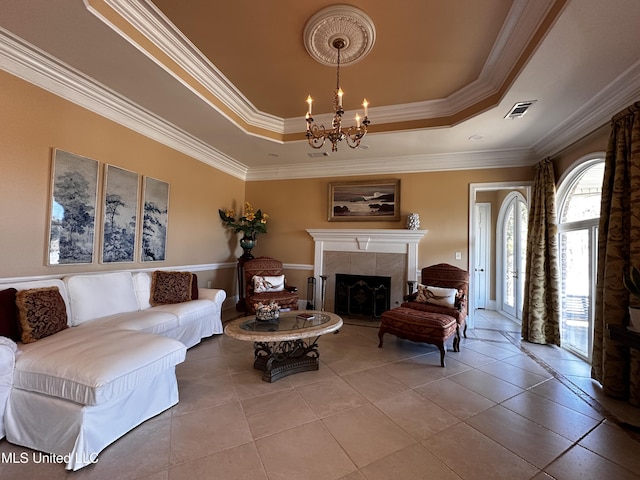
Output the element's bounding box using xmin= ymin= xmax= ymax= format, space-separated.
xmin=453 ymin=327 xmax=461 ymax=352
xmin=437 ymin=342 xmax=446 ymax=367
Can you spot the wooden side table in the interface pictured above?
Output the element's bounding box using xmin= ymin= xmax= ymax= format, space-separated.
xmin=606 ymin=324 xmax=640 ymax=431
xmin=235 ymin=251 xmax=254 ymax=312
xmin=608 ymin=324 xmax=640 ymax=350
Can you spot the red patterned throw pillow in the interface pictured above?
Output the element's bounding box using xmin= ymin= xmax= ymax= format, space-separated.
xmin=0 ymin=288 xmax=21 ymax=341
xmin=15 ymin=286 xmax=68 ymax=344
xmin=150 ymin=271 xmax=193 ymax=306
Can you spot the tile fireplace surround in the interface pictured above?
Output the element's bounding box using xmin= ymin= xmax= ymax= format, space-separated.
xmin=306 ymin=229 xmax=427 ymax=313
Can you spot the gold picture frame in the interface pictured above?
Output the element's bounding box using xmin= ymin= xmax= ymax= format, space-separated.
xmin=328 ymin=179 xmax=400 ymax=222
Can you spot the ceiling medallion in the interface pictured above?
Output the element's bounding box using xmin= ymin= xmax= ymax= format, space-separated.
xmin=303 ymin=5 xmax=376 ymax=152
xmin=303 ymin=5 xmax=376 ymax=66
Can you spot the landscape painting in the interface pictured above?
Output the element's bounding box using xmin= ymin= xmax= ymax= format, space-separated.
xmin=141 ymin=176 xmax=169 ymax=262
xmin=328 ymin=179 xmax=400 ymax=222
xmin=101 ymin=165 xmax=139 ymax=263
xmin=48 ymin=149 xmax=99 ymax=265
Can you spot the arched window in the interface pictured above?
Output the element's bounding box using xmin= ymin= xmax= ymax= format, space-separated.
xmin=557 ymin=155 xmax=605 ymax=362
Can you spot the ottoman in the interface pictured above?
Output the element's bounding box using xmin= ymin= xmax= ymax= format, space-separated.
xmin=378 ymin=307 xmax=458 ymax=366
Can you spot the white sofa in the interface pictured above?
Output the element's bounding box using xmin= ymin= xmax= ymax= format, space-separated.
xmin=0 ymin=270 xmax=226 ymax=470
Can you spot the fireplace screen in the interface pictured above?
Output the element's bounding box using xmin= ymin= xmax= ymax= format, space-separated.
xmin=335 ymin=274 xmax=391 ymax=318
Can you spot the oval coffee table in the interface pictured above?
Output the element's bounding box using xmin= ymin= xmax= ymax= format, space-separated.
xmin=224 ymin=310 xmax=342 ymax=382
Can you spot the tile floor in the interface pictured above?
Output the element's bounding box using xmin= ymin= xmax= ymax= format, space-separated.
xmin=2 ymin=309 xmax=640 ymax=479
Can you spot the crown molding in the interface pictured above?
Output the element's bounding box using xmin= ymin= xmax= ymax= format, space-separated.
xmin=93 ymin=0 xmax=284 ymax=134
xmin=95 ymin=0 xmax=556 ymax=137
xmin=0 ymin=27 xmax=248 ymax=180
xmin=0 ymin=25 xmax=538 ymax=184
xmin=246 ymin=148 xmax=538 ymax=181
xmin=534 ymin=60 xmax=640 ymax=157
xmin=3 ymin=1 xmax=630 ymax=184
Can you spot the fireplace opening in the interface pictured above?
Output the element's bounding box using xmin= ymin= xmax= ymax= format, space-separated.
xmin=335 ymin=273 xmax=391 ymax=318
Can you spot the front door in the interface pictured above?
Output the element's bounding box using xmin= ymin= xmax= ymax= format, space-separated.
xmin=500 ymin=193 xmax=528 ymax=321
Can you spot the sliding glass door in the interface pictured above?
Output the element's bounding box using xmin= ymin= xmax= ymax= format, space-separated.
xmin=557 ymin=158 xmax=604 ymax=361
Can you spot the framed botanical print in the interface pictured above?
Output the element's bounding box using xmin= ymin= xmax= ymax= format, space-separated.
xmin=328 ymin=178 xmax=400 ymax=222
xmin=141 ymin=176 xmax=170 ymax=262
xmin=47 ymin=149 xmax=99 ymax=265
xmin=101 ymin=165 xmax=140 ymax=263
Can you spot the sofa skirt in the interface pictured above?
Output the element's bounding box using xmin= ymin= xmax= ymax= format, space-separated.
xmin=0 ymin=338 xmax=17 ymax=439
xmin=4 ymin=368 xmax=179 ymax=470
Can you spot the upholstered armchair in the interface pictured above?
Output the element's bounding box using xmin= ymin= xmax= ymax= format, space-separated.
xmin=402 ymin=263 xmax=469 ymax=338
xmin=243 ymin=256 xmax=299 ymax=314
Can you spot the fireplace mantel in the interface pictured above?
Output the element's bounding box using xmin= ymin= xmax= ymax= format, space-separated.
xmin=306 ymin=229 xmax=427 ymax=247
xmin=306 ymin=229 xmax=427 ymax=307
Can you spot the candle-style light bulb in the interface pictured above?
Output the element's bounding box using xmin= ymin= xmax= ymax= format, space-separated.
xmin=362 ymin=99 xmax=369 ymax=117
xmin=355 ymin=113 xmax=360 ymax=128
xmin=337 ymin=88 xmax=344 ymax=107
xmin=306 ymin=95 xmax=313 ymax=115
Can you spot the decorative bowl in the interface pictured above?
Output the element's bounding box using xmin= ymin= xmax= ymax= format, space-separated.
xmin=256 ymin=307 xmax=280 ymax=322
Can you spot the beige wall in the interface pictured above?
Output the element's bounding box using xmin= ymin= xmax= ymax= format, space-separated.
xmin=1 ymin=66 xmax=612 ymax=304
xmin=245 ymin=168 xmax=533 ymax=291
xmin=552 ymin=126 xmax=609 ymax=182
xmin=0 ymin=70 xmax=240 ymax=293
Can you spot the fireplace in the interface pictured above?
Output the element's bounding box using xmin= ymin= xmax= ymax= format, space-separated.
xmin=335 ymin=273 xmax=391 ymax=318
xmin=307 ymin=229 xmax=427 ymax=313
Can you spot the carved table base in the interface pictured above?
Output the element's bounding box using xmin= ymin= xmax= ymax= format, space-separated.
xmin=253 ymin=338 xmax=320 ymax=382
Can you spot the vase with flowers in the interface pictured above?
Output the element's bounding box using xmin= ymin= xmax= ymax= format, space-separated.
xmin=219 ymin=202 xmax=269 ymax=259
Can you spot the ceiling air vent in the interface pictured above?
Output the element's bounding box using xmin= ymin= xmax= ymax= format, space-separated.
xmin=505 ymin=100 xmax=537 ymax=119
xmin=307 ymin=152 xmax=330 ymax=158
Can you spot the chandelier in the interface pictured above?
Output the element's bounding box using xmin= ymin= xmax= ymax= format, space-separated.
xmin=305 ymin=38 xmax=370 ymax=152
xmin=303 ymin=5 xmax=376 ymax=152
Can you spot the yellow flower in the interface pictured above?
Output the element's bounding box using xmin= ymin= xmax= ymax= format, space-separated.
xmin=219 ymin=202 xmax=268 ymax=238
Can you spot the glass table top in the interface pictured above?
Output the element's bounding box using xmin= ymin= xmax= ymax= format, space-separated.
xmin=225 ymin=310 xmax=342 ymax=342
xmin=239 ymin=311 xmax=332 ymax=333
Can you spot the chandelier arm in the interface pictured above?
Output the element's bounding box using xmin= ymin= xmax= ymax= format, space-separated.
xmin=345 ymin=125 xmax=366 ymax=148
xmin=307 ymin=123 xmax=327 ymax=149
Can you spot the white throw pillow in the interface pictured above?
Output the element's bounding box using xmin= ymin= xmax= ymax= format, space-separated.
xmin=253 ymin=275 xmax=285 ymax=293
xmin=132 ymin=272 xmax=152 ymax=310
xmin=64 ymin=272 xmax=139 ymax=325
xmin=416 ymin=284 xmax=458 ymax=308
